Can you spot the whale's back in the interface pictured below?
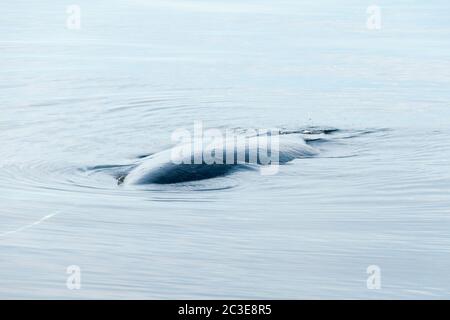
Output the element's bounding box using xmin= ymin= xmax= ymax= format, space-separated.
xmin=123 ymin=134 xmax=317 ymax=185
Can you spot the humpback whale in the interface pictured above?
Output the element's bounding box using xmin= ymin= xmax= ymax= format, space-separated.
xmin=122 ymin=131 xmax=318 ymax=185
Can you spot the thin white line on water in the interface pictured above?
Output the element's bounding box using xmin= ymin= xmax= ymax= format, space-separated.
xmin=0 ymin=211 xmax=60 ymax=238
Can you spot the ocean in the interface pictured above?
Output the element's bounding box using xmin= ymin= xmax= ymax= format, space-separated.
xmin=1 ymin=0 xmax=450 ymax=298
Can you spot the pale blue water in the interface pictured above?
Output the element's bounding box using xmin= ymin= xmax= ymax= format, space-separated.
xmin=1 ymin=0 xmax=450 ymax=299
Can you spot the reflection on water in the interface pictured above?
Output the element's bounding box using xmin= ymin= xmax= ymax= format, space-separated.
xmin=1 ymin=0 xmax=450 ymax=298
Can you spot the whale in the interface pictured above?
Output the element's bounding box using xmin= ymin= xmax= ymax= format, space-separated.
xmin=121 ymin=131 xmax=319 ymax=185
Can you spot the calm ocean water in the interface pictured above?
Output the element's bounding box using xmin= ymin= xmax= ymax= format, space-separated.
xmin=1 ymin=0 xmax=450 ymax=298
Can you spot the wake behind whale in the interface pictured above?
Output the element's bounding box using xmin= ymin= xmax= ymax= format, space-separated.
xmin=120 ymin=128 xmax=331 ymax=185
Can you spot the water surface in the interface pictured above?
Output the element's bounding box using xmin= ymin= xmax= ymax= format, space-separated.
xmin=1 ymin=0 xmax=450 ymax=298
